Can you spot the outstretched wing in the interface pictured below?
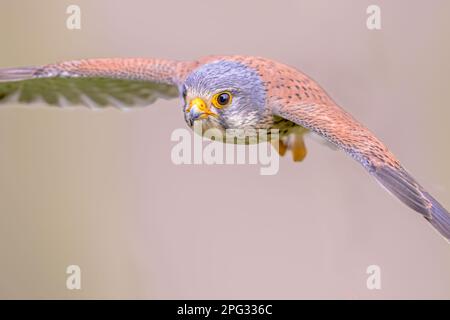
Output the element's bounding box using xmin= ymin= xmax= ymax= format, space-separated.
xmin=0 ymin=58 xmax=198 ymax=109
xmin=270 ymin=67 xmax=450 ymax=241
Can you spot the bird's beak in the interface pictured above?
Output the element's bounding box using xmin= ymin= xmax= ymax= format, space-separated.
xmin=186 ymin=97 xmax=217 ymax=121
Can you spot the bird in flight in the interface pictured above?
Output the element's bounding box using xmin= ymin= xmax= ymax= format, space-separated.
xmin=0 ymin=55 xmax=449 ymax=241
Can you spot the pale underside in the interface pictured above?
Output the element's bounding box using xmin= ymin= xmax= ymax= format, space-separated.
xmin=0 ymin=77 xmax=178 ymax=109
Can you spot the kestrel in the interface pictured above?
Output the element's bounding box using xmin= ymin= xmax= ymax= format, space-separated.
xmin=0 ymin=55 xmax=449 ymax=241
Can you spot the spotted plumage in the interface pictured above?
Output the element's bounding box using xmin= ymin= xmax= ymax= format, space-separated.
xmin=0 ymin=55 xmax=449 ymax=241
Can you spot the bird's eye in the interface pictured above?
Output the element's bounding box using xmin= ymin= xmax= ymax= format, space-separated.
xmin=212 ymin=91 xmax=232 ymax=108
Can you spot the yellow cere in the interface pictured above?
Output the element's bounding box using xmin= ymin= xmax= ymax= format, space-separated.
xmin=188 ymin=97 xmax=207 ymax=112
xmin=188 ymin=97 xmax=218 ymax=118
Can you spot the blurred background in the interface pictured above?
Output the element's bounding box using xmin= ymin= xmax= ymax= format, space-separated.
xmin=0 ymin=0 xmax=449 ymax=299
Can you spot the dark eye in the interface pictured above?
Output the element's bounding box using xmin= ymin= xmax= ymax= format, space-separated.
xmin=217 ymin=93 xmax=230 ymax=105
xmin=213 ymin=91 xmax=232 ymax=108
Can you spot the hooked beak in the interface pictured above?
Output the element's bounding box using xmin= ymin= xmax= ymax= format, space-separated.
xmin=186 ymin=97 xmax=218 ymax=122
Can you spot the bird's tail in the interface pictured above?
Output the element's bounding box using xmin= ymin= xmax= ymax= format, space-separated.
xmin=373 ymin=165 xmax=450 ymax=242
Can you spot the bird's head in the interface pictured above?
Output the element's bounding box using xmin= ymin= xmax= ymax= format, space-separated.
xmin=182 ymin=60 xmax=266 ymax=137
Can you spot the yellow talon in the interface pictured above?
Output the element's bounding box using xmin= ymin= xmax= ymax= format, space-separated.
xmin=271 ymin=139 xmax=288 ymax=156
xmin=290 ymin=134 xmax=307 ymax=162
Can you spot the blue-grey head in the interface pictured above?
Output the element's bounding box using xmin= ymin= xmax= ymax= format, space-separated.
xmin=182 ymin=60 xmax=266 ymax=134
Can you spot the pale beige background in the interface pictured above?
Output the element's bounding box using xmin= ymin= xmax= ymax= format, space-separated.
xmin=0 ymin=0 xmax=449 ymax=299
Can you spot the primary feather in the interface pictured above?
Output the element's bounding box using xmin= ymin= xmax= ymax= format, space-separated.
xmin=0 ymin=58 xmax=196 ymax=108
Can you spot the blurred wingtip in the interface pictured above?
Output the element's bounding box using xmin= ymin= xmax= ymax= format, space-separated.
xmin=0 ymin=66 xmax=38 ymax=82
xmin=373 ymin=164 xmax=450 ymax=243
xmin=423 ymin=191 xmax=450 ymax=243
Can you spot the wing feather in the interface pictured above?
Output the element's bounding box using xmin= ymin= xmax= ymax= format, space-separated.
xmin=0 ymin=58 xmax=197 ymax=108
xmin=272 ymin=86 xmax=450 ymax=241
